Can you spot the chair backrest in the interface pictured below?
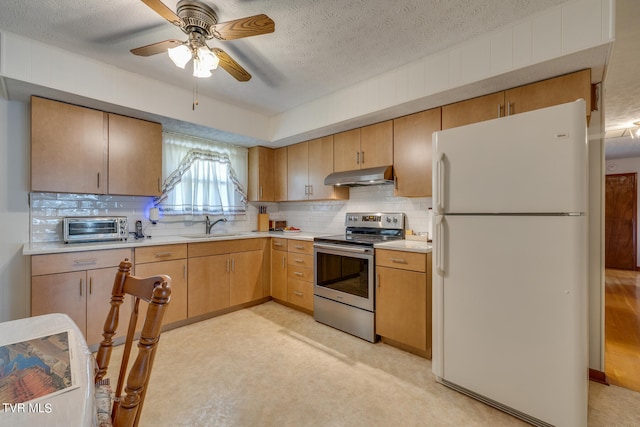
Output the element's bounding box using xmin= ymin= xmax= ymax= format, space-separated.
xmin=94 ymin=259 xmax=171 ymax=427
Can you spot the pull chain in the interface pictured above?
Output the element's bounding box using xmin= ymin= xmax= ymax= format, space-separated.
xmin=192 ymin=77 xmax=199 ymax=110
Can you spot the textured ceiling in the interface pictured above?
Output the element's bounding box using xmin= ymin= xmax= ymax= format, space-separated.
xmin=0 ymin=0 xmax=638 ymax=157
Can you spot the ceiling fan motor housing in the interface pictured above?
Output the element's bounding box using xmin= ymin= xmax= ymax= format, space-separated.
xmin=177 ymin=0 xmax=218 ymax=37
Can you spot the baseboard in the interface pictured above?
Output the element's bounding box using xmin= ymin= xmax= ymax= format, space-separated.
xmin=589 ymin=368 xmax=609 ymax=385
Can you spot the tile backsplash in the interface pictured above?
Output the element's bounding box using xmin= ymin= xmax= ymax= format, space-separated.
xmin=30 ymin=186 xmax=433 ymax=243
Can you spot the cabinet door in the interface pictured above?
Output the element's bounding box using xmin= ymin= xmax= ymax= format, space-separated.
xmin=393 ymin=108 xmax=441 ymax=197
xmin=376 ymin=266 xmax=427 ymax=351
xmin=135 ymin=259 xmax=188 ymax=327
xmin=188 ymin=255 xmax=230 ymax=317
xmin=333 ymin=128 xmax=361 ymax=172
xmin=86 ymin=266 xmax=131 ymax=346
xmin=360 ymin=121 xmax=393 ymax=168
xmin=32 ymin=271 xmax=88 ymax=338
xmin=442 ymin=92 xmax=505 ymax=130
xmin=230 ymin=250 xmax=264 ymax=306
xmin=248 ymin=146 xmax=275 ymax=202
xmin=287 ymin=142 xmax=309 ymax=201
xmin=271 ymin=249 xmax=288 ymax=300
xmin=108 ymin=113 xmax=162 ymax=196
xmin=504 ymin=69 xmax=591 ymax=119
xmin=308 ymin=136 xmax=347 ymax=200
xmin=31 ymin=96 xmax=107 ymax=194
xmin=274 ymin=147 xmax=288 ymax=201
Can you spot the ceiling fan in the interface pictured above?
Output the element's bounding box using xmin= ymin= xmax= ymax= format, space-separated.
xmin=131 ymin=0 xmax=275 ymax=81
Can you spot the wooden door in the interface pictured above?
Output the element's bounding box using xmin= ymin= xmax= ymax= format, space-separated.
xmin=442 ymin=92 xmax=505 ymax=129
xmin=187 ymin=254 xmax=230 ymax=317
xmin=287 ymin=142 xmax=309 ymax=200
xmin=274 ymin=147 xmax=288 ymax=201
xmin=504 ymin=69 xmax=591 ymax=119
xmin=86 ymin=266 xmax=131 ymax=346
xmin=393 ymin=108 xmax=441 ymax=197
xmin=31 ymin=96 xmax=107 ymax=194
xmin=271 ymin=249 xmax=288 ymax=300
xmin=135 ymin=259 xmax=188 ymax=327
xmin=308 ymin=136 xmax=343 ymax=200
xmin=605 ymin=173 xmax=637 ymax=270
xmin=360 ymin=121 xmax=393 ymax=169
xmin=108 ymin=113 xmax=162 ymax=196
xmin=375 ymin=266 xmax=427 ymax=351
xmin=333 ymin=128 xmax=361 ymax=172
xmin=248 ymin=146 xmax=275 ymax=202
xmin=230 ymin=250 xmax=264 ymax=306
xmin=32 ymin=271 xmax=87 ymax=338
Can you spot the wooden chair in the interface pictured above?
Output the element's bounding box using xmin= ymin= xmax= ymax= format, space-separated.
xmin=94 ymin=259 xmax=171 ymax=427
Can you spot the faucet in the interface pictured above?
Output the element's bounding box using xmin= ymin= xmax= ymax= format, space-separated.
xmin=205 ymin=216 xmax=228 ymax=234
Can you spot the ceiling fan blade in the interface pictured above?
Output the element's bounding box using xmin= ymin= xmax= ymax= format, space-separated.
xmin=212 ymin=48 xmax=251 ymax=81
xmin=131 ymin=39 xmax=183 ymax=56
xmin=141 ymin=0 xmax=185 ymax=29
xmin=211 ymin=14 xmax=275 ymax=40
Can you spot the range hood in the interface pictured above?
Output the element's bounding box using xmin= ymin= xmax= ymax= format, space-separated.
xmin=324 ymin=165 xmax=394 ymax=187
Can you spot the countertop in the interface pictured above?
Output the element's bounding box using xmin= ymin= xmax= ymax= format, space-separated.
xmin=23 ymin=232 xmax=432 ymax=256
xmin=23 ymin=231 xmax=322 ymax=256
xmin=374 ymin=240 xmax=432 ymax=253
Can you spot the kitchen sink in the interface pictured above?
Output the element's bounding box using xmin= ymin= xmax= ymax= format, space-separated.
xmin=181 ymin=233 xmax=244 ymax=239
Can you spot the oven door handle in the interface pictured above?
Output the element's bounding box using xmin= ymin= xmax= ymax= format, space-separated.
xmin=314 ymin=243 xmax=370 ymax=254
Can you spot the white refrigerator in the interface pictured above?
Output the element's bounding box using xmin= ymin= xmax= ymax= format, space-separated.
xmin=432 ymin=100 xmax=588 ymax=427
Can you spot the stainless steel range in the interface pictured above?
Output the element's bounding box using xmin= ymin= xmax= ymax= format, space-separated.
xmin=313 ymin=212 xmax=405 ymax=342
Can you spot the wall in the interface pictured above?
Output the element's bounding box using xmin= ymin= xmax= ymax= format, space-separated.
xmin=30 ymin=187 xmax=432 ymax=243
xmin=0 ymin=97 xmax=30 ymax=322
xmin=605 ymin=156 xmax=640 ymax=266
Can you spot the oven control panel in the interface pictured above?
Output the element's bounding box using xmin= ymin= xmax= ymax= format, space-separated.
xmin=345 ymin=212 xmax=405 ymax=229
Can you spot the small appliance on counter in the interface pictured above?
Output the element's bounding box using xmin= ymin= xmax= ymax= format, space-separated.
xmin=269 ymin=220 xmax=287 ymax=231
xmin=63 ymin=216 xmax=128 ymax=243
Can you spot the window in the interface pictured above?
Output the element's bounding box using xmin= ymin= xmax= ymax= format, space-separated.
xmin=157 ymin=132 xmax=248 ymax=217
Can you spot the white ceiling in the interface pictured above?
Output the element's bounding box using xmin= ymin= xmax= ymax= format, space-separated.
xmin=0 ymin=0 xmax=638 ymax=157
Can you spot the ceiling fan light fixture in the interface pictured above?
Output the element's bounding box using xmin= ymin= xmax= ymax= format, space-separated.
xmin=193 ymin=57 xmax=212 ymax=78
xmin=197 ymin=46 xmax=219 ymax=70
xmin=168 ymin=44 xmax=192 ymax=68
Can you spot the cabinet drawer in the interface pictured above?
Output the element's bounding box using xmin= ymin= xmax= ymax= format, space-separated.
xmin=189 ymin=238 xmax=266 ymax=257
xmin=32 ymin=248 xmax=132 ymax=276
xmin=287 ymin=240 xmax=313 ymax=255
xmin=375 ymin=249 xmax=426 ymax=272
xmin=287 ymin=253 xmax=313 ymax=268
xmin=272 ymin=238 xmax=287 ymax=251
xmin=287 ymin=278 xmax=314 ymax=311
xmin=135 ymin=244 xmax=187 ymax=264
xmin=287 ymin=266 xmax=313 ymax=282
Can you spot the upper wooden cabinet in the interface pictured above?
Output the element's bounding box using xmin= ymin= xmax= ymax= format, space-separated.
xmin=334 ymin=121 xmax=393 ymax=172
xmin=31 ymin=96 xmax=108 ymax=194
xmin=274 ymin=147 xmax=288 ymax=202
xmin=31 ymin=96 xmax=162 ymax=197
xmin=108 ymin=113 xmax=162 ymax=196
xmin=248 ymin=146 xmax=275 ymax=202
xmin=442 ymin=69 xmax=592 ymax=130
xmin=504 ymin=69 xmax=591 ymax=118
xmin=287 ymin=136 xmax=349 ymax=201
xmin=393 ymin=108 xmax=441 ymax=197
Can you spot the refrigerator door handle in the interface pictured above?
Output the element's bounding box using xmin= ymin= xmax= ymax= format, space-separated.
xmin=435 ymin=215 xmax=445 ymax=276
xmin=435 ymin=153 xmax=446 ymax=215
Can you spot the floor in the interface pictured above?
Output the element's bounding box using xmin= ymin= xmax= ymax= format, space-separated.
xmin=104 ymin=301 xmax=640 ymax=426
xmin=605 ymin=268 xmax=640 ymax=392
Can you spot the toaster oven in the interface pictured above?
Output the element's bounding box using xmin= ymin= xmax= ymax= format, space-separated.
xmin=63 ymin=217 xmax=128 ymax=243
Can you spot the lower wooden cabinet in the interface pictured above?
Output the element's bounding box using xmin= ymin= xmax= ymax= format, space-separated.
xmin=286 ymin=240 xmax=314 ymax=311
xmin=134 ymin=244 xmax=188 ymax=329
xmin=187 ymin=239 xmax=269 ymax=318
xmin=375 ymin=249 xmax=432 ymax=358
xmin=271 ymin=238 xmax=288 ymax=301
xmin=31 ymin=248 xmax=132 ymax=346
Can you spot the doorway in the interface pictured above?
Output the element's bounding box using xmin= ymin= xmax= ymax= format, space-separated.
xmin=604 ymin=172 xmax=640 ymax=392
